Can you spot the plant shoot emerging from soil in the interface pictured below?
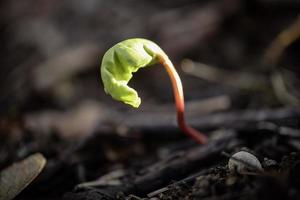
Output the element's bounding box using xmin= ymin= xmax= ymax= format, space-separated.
xmin=101 ymin=38 xmax=207 ymax=144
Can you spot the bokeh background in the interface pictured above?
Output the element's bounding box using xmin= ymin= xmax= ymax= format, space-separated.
xmin=0 ymin=0 xmax=300 ymax=199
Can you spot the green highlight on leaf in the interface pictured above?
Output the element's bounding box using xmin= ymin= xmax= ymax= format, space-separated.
xmin=101 ymin=38 xmax=164 ymax=108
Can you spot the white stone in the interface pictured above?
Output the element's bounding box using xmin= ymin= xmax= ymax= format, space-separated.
xmin=228 ymin=151 xmax=263 ymax=174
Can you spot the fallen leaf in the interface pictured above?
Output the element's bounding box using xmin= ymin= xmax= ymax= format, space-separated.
xmin=0 ymin=153 xmax=46 ymax=200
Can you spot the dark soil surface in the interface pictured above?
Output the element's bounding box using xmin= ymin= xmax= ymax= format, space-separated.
xmin=1 ymin=0 xmax=300 ymax=199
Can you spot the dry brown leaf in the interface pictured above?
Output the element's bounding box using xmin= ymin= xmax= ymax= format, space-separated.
xmin=0 ymin=153 xmax=46 ymax=200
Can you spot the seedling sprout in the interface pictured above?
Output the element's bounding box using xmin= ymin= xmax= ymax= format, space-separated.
xmin=101 ymin=38 xmax=207 ymax=144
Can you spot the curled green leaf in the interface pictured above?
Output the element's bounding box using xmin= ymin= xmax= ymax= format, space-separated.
xmin=101 ymin=38 xmax=164 ymax=108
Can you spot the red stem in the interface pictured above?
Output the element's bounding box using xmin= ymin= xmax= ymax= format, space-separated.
xmin=158 ymin=55 xmax=208 ymax=144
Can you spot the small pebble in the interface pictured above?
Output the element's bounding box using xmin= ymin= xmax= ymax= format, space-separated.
xmin=263 ymin=157 xmax=278 ymax=169
xmin=228 ymin=151 xmax=263 ymax=174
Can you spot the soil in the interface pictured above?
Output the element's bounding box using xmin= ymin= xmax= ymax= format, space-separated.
xmin=1 ymin=0 xmax=300 ymax=199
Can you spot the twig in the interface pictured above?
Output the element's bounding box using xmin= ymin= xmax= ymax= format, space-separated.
xmin=263 ymin=15 xmax=300 ymax=66
xmin=120 ymin=108 xmax=300 ymax=133
xmin=123 ymin=133 xmax=236 ymax=195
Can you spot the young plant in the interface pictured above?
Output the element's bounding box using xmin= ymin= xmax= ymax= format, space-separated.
xmin=100 ymin=38 xmax=207 ymax=144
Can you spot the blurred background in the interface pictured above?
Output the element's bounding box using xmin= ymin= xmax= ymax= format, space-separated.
xmin=0 ymin=0 xmax=300 ymax=199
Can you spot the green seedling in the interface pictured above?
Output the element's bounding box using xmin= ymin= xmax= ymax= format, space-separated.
xmin=100 ymin=38 xmax=207 ymax=144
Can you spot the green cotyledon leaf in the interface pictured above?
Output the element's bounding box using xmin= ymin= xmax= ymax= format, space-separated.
xmin=101 ymin=38 xmax=165 ymax=108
